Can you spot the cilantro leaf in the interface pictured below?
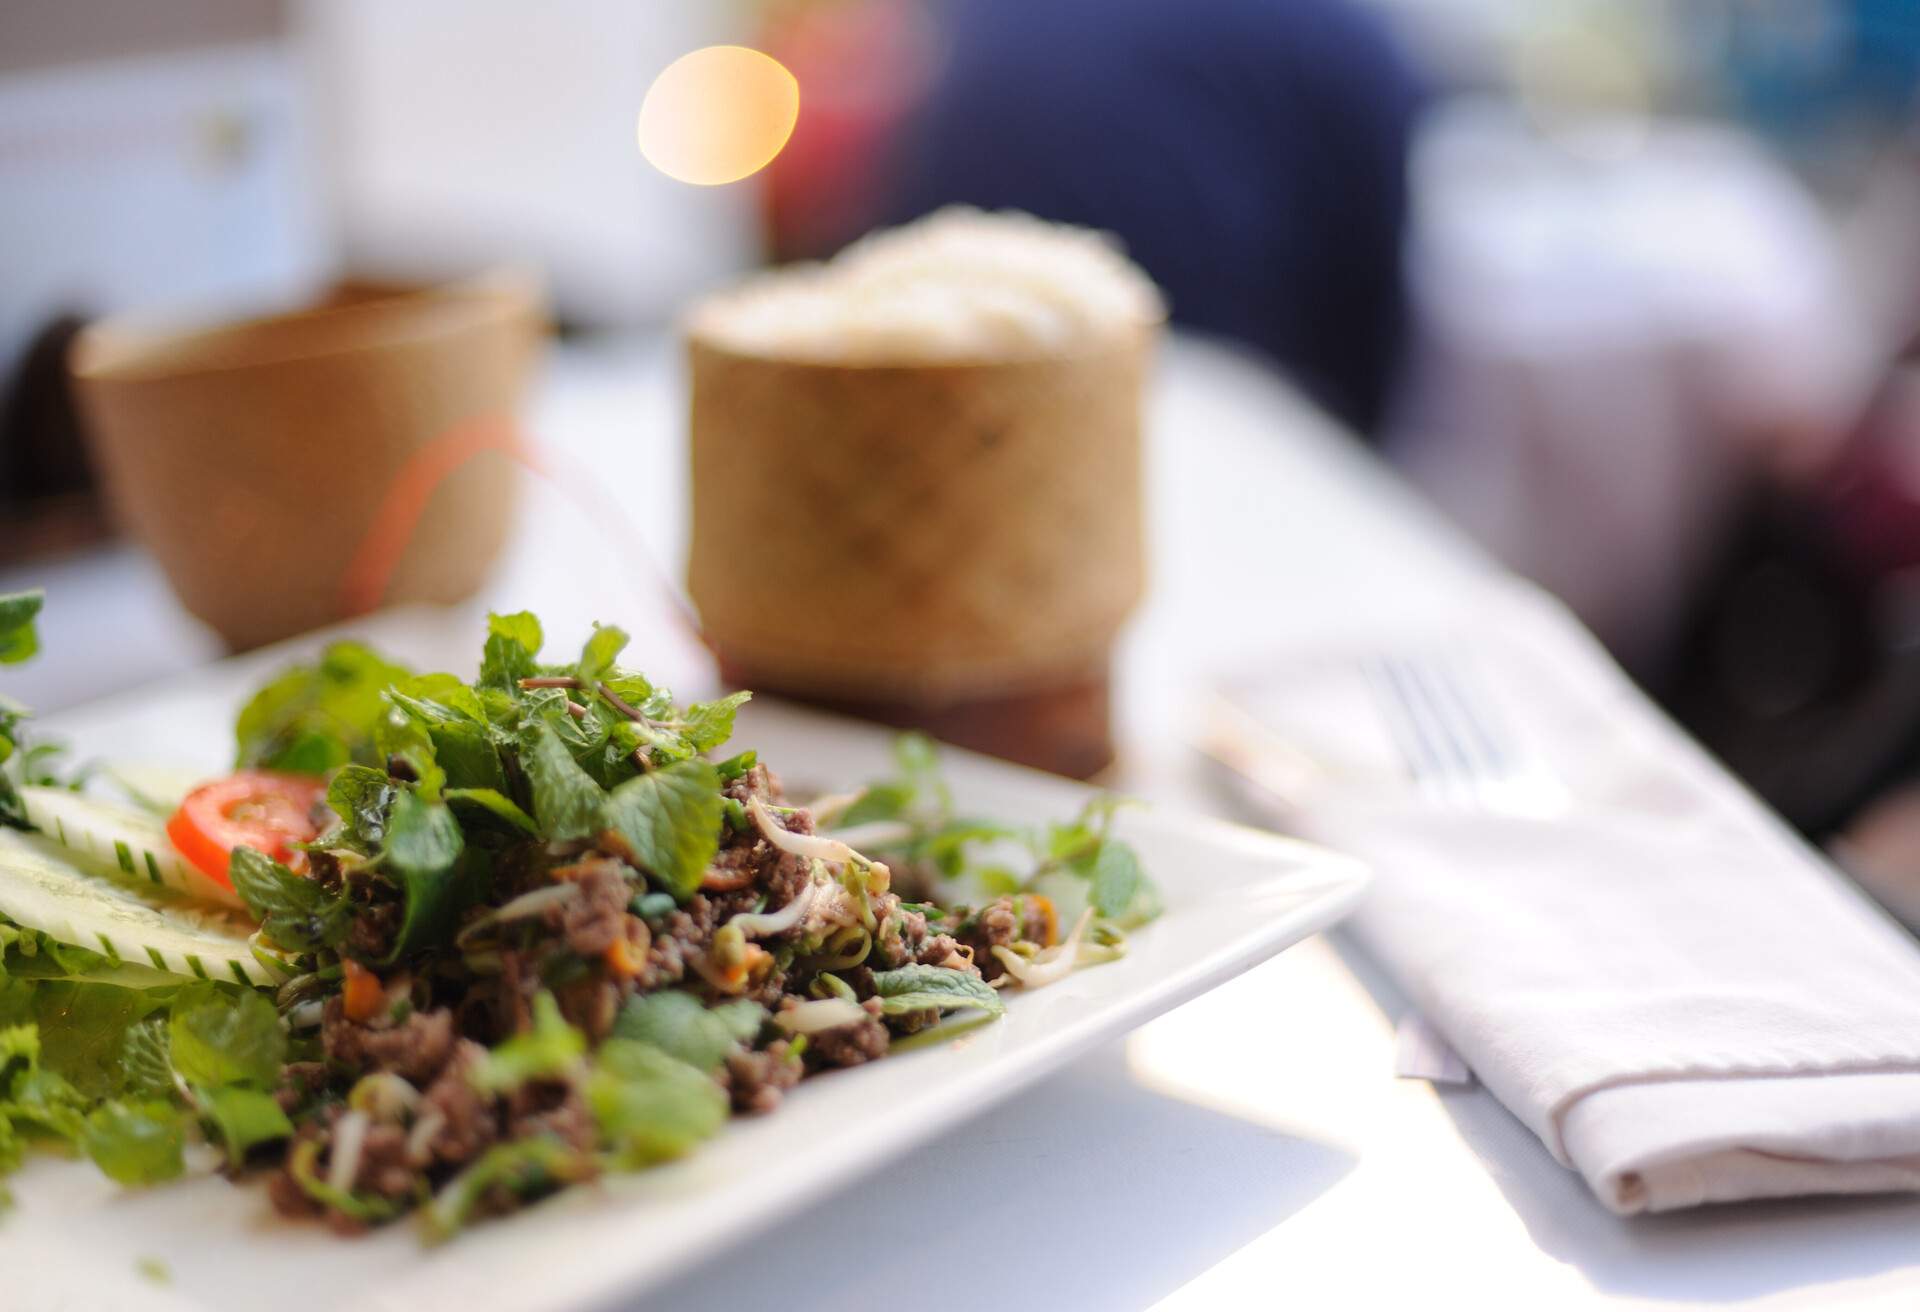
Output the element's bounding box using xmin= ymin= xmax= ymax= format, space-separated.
xmin=601 ymin=760 xmax=722 ymax=899
xmin=196 ymin=1084 xmax=293 ymax=1167
xmin=168 ymin=984 xmax=285 ymax=1090
xmin=0 ymin=1023 xmax=87 ymax=1145
xmin=83 ymin=1099 xmax=186 ymax=1185
xmin=26 ymin=980 xmax=167 ymax=1099
xmin=869 ymin=965 xmax=1004 ymax=1017
xmin=229 ymin=847 xmax=351 ymax=954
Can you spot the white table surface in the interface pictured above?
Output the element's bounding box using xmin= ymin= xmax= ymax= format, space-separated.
xmin=7 ymin=333 xmax=1920 ymax=1309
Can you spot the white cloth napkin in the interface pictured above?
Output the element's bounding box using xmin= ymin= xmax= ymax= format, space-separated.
xmin=1216 ymin=586 xmax=1920 ymax=1213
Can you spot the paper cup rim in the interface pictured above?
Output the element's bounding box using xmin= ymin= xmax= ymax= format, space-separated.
xmin=70 ymin=267 xmax=544 ymax=385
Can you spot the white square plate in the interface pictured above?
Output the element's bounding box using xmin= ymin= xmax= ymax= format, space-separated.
xmin=1 ymin=611 xmax=1368 ymax=1312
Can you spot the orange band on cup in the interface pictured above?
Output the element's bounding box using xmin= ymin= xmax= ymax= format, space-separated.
xmin=335 ymin=415 xmax=707 ymax=649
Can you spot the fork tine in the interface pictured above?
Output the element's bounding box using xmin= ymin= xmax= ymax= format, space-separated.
xmin=1422 ymin=658 xmax=1510 ymax=775
xmin=1369 ymin=656 xmax=1456 ymax=799
xmin=1360 ymin=657 xmax=1426 ymax=787
xmin=1387 ymin=656 xmax=1480 ymax=788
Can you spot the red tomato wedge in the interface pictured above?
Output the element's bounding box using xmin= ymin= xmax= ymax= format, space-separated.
xmin=167 ymin=770 xmax=329 ymax=888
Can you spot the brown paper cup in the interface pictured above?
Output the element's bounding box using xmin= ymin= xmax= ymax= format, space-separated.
xmin=70 ymin=271 xmax=545 ymax=651
xmin=687 ymin=326 xmax=1152 ymax=773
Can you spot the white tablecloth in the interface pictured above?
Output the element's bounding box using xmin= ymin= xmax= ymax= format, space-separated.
xmin=8 ymin=333 xmax=1920 ymax=1309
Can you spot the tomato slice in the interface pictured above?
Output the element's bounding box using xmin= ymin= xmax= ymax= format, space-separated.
xmin=167 ymin=770 xmax=329 ymax=888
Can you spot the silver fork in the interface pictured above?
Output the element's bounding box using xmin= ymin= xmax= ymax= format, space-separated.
xmin=1359 ymin=652 xmax=1564 ymax=814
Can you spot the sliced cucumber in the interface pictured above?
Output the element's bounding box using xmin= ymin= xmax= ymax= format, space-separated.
xmin=19 ymin=785 xmax=241 ymax=909
xmin=0 ymin=828 xmax=280 ymax=986
xmin=102 ymin=763 xmax=208 ymax=817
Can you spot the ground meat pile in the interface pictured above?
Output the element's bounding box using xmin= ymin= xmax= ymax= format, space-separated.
xmin=265 ymin=760 xmax=996 ymax=1230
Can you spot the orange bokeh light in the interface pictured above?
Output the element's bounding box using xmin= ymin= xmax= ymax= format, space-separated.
xmin=638 ymin=45 xmax=800 ymax=186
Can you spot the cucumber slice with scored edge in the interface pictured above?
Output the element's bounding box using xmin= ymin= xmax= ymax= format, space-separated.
xmin=0 ymin=827 xmax=284 ymax=987
xmin=19 ymin=785 xmax=242 ymax=909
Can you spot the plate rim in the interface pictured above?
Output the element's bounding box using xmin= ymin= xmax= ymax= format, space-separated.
xmin=21 ymin=615 xmax=1372 ymax=1312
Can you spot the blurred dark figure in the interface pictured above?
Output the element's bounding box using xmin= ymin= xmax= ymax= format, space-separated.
xmin=1666 ymin=325 xmax=1920 ymax=841
xmin=832 ymin=0 xmax=1429 ymax=436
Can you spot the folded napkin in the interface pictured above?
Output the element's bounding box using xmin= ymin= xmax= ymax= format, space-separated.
xmin=1215 ymin=586 xmax=1920 ymax=1213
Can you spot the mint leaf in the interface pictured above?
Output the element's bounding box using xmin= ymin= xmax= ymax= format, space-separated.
xmin=869 ymin=965 xmax=1004 ymax=1017
xmin=601 ymin=760 xmax=722 ymax=899
xmin=520 ymin=719 xmax=607 ymax=842
xmin=120 ymin=1017 xmax=175 ymax=1100
xmin=837 ymin=782 xmax=912 ymax=827
xmin=196 ymin=1084 xmax=292 ymax=1167
xmin=0 ymin=590 xmax=43 ymax=666
xmin=577 ymin=625 xmax=629 ymax=686
xmin=387 ymin=678 xmax=506 ymax=793
xmin=600 ymin=672 xmax=674 ymax=721
xmin=325 ymin=764 xmax=395 ymax=853
xmin=586 ymin=1038 xmax=727 ymax=1168
xmin=1089 ymin=839 xmax=1144 ymax=919
xmin=443 ymin=787 xmax=538 ymax=835
xmin=380 ymin=788 xmax=469 ymax=960
xmin=234 ymin=641 xmax=410 ymax=771
xmin=229 ymin=847 xmax=350 ymax=954
xmin=470 ymin=992 xmax=585 ymax=1094
xmin=168 ymin=984 xmax=285 ymax=1090
xmin=479 ymin=611 xmax=543 ymax=689
xmin=83 ymin=1100 xmax=186 ymax=1185
xmin=680 ymin=691 xmax=750 ymax=754
xmin=611 ymin=991 xmax=764 ymax=1072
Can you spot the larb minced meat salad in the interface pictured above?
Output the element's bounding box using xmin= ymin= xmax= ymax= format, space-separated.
xmin=0 ymin=594 xmax=1158 ymax=1238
